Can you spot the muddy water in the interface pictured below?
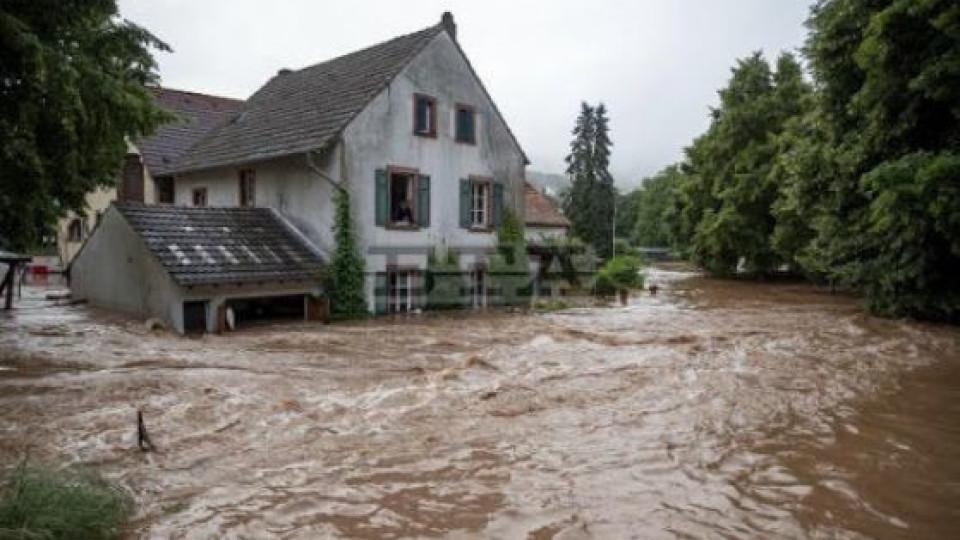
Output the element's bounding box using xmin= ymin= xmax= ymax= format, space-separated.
xmin=1 ymin=270 xmax=959 ymax=539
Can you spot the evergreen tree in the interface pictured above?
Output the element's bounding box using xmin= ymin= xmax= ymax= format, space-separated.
xmin=562 ymin=102 xmax=616 ymax=259
xmin=328 ymin=189 xmax=368 ymax=318
xmin=0 ymin=0 xmax=172 ymax=250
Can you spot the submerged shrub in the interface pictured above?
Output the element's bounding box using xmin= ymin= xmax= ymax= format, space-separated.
xmin=594 ymin=255 xmax=644 ymax=296
xmin=0 ymin=464 xmax=133 ymax=540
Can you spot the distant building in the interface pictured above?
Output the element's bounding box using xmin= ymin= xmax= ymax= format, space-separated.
xmin=523 ymin=182 xmax=570 ymax=241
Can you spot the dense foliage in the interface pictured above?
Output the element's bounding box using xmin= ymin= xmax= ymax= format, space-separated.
xmin=630 ymin=0 xmax=959 ymax=322
xmin=594 ymin=255 xmax=644 ymax=297
xmin=0 ymin=0 xmax=171 ymax=251
xmin=562 ymin=103 xmax=617 ymax=259
xmin=0 ymin=464 xmax=133 ymax=539
xmin=327 ymin=190 xmax=368 ymax=318
xmin=622 ymin=165 xmax=685 ymax=247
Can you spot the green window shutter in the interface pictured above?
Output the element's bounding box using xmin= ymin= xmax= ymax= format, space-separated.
xmin=417 ymin=174 xmax=431 ymax=227
xmin=374 ymin=272 xmax=387 ymax=315
xmin=375 ymin=168 xmax=388 ymax=226
xmin=493 ymin=182 xmax=505 ymax=228
xmin=465 ymin=110 xmax=475 ymax=143
xmin=459 ymin=178 xmax=471 ymax=228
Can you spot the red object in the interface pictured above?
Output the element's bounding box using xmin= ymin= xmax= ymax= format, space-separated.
xmin=28 ymin=264 xmax=49 ymax=275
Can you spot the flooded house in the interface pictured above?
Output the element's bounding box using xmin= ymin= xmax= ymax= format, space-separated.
xmin=70 ymin=12 xmax=555 ymax=330
xmin=163 ymin=12 xmax=529 ymax=314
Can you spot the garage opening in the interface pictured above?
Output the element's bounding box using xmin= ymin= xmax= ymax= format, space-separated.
xmin=183 ymin=301 xmax=208 ymax=334
xmin=224 ymin=295 xmax=306 ymax=329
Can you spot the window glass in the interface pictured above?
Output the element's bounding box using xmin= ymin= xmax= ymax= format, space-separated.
xmin=192 ymin=188 xmax=208 ymax=207
xmin=471 ymin=181 xmax=489 ymax=227
xmin=390 ymin=172 xmax=416 ymax=225
xmin=239 ymin=170 xmax=255 ymax=207
xmin=414 ymin=95 xmax=436 ymax=136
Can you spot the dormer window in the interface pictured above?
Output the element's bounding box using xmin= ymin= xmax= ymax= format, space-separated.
xmin=455 ymin=104 xmax=476 ymax=144
xmin=413 ymin=94 xmax=436 ymax=137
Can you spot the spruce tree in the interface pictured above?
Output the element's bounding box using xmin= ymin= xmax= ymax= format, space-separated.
xmin=562 ymin=102 xmax=617 ymax=259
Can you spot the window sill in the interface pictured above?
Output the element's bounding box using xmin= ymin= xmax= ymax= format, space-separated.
xmin=466 ymin=226 xmax=494 ymax=233
xmin=455 ymin=138 xmax=477 ymax=146
xmin=385 ymin=223 xmax=422 ymax=231
xmin=413 ymin=131 xmax=437 ymax=139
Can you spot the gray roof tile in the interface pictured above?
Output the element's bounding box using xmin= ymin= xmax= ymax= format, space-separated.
xmin=169 ymin=24 xmax=445 ymax=173
xmin=116 ymin=204 xmax=324 ymax=286
xmin=138 ymin=88 xmax=244 ymax=176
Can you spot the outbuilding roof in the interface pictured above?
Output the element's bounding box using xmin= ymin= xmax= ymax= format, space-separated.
xmin=138 ymin=87 xmax=244 ymax=177
xmin=524 ymin=182 xmax=570 ymax=229
xmin=116 ymin=204 xmax=324 ymax=286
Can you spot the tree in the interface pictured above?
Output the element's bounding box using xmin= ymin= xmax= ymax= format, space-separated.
xmin=632 ymin=164 xmax=685 ymax=247
xmin=798 ymin=0 xmax=960 ymax=320
xmin=0 ymin=0 xmax=172 ymax=250
xmin=681 ymin=52 xmax=811 ymax=275
xmin=327 ymin=189 xmax=368 ymax=318
xmin=562 ymin=102 xmax=617 ymax=259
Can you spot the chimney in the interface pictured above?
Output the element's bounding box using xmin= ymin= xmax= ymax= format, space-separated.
xmin=441 ymin=12 xmax=456 ymax=41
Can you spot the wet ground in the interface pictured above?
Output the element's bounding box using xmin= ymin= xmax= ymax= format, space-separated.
xmin=1 ymin=269 xmax=959 ymax=539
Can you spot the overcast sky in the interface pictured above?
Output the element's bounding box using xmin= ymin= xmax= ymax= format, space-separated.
xmin=118 ymin=0 xmax=813 ymax=188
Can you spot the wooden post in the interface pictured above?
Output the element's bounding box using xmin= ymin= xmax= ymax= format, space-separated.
xmin=2 ymin=264 xmax=14 ymax=310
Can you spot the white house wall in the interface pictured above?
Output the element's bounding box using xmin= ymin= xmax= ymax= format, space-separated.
xmin=342 ymin=32 xmax=527 ymax=305
xmin=70 ymin=207 xmax=181 ymax=327
xmin=174 ymin=152 xmax=339 ymax=256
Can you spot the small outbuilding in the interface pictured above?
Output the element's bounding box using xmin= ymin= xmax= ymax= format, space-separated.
xmin=70 ymin=203 xmax=326 ymax=333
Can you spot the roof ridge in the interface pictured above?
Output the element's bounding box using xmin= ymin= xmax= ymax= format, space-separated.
xmin=287 ymin=22 xmax=443 ymax=78
xmin=148 ymin=85 xmax=245 ymax=104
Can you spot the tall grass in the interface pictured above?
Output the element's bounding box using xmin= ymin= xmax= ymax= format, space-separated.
xmin=0 ymin=464 xmax=133 ymax=540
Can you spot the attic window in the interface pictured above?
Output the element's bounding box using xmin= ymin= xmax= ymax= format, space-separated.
xmin=192 ymin=188 xmax=208 ymax=207
xmin=413 ymin=94 xmax=436 ymax=137
xmin=455 ymin=104 xmax=476 ymax=144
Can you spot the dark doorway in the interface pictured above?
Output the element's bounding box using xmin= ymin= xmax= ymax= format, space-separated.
xmin=183 ymin=301 xmax=208 ymax=334
xmin=225 ymin=295 xmax=305 ymax=329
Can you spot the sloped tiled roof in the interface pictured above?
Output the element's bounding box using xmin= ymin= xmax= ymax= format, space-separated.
xmin=138 ymin=88 xmax=244 ymax=176
xmin=524 ymin=182 xmax=570 ymax=228
xmin=116 ymin=204 xmax=324 ymax=286
xmin=169 ymin=24 xmax=446 ymax=174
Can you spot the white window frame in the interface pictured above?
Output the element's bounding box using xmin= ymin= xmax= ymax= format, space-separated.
xmin=389 ymin=270 xmax=415 ymax=313
xmin=470 ymin=267 xmax=487 ymax=308
xmin=470 ymin=181 xmax=489 ymax=228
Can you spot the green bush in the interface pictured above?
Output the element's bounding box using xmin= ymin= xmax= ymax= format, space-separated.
xmin=594 ymin=256 xmax=644 ymax=296
xmin=0 ymin=464 xmax=133 ymax=540
xmin=426 ymin=247 xmax=464 ymax=310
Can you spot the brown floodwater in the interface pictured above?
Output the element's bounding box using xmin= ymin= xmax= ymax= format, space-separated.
xmin=1 ymin=268 xmax=959 ymax=539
